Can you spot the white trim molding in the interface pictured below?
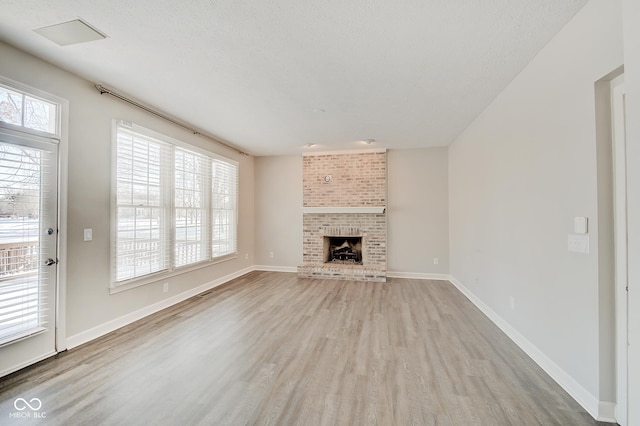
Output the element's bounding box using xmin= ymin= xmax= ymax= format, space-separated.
xmin=253 ymin=265 xmax=298 ymax=273
xmin=387 ymin=271 xmax=450 ymax=281
xmin=302 ymin=206 xmax=385 ymax=214
xmin=302 ymin=148 xmax=387 ymax=156
xmin=448 ymin=275 xmax=615 ymax=423
xmin=65 ymin=266 xmax=253 ymax=349
xmin=598 ymin=402 xmax=617 ymax=424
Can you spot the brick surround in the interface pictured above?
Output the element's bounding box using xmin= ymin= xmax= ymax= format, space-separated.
xmin=298 ymin=151 xmax=387 ymax=282
xmin=303 ymin=152 xmax=386 ymax=207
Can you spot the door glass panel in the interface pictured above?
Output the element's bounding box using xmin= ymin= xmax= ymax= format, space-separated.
xmin=0 ymin=84 xmax=58 ymax=136
xmin=0 ymin=142 xmax=46 ymax=345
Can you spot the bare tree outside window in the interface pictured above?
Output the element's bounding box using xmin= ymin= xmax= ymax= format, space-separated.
xmin=0 ymin=87 xmax=23 ymax=127
xmin=0 ymin=85 xmax=57 ymax=134
xmin=0 ymin=143 xmax=40 ymax=219
xmin=0 ymin=143 xmax=41 ymax=280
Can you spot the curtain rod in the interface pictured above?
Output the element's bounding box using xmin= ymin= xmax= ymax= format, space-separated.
xmin=95 ymin=84 xmax=249 ymax=156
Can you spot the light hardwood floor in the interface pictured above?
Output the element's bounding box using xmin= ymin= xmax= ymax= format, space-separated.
xmin=0 ymin=271 xmax=609 ymax=425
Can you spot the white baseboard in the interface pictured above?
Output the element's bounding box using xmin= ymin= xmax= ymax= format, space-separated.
xmin=253 ymin=265 xmax=298 ymax=273
xmin=65 ymin=266 xmax=254 ymax=350
xmin=448 ymin=275 xmax=616 ymax=423
xmin=597 ymin=402 xmax=617 ymax=423
xmin=387 ymin=271 xmax=450 ymax=281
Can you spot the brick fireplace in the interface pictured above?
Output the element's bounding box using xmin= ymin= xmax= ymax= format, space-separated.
xmin=298 ymin=150 xmax=387 ymax=282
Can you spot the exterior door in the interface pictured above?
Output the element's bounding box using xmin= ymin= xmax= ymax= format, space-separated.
xmin=0 ymin=128 xmax=58 ymax=376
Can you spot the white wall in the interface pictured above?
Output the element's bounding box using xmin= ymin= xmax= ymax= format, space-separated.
xmin=448 ymin=0 xmax=622 ymax=419
xmin=387 ymin=148 xmax=449 ymax=276
xmin=622 ymin=0 xmax=640 ymax=423
xmin=254 ymin=155 xmax=302 ymax=268
xmin=0 ymin=41 xmax=255 ymax=347
xmin=254 ymin=149 xmax=450 ymax=276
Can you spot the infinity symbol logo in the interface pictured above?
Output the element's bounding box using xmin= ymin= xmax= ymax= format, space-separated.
xmin=14 ymin=398 xmax=42 ymax=411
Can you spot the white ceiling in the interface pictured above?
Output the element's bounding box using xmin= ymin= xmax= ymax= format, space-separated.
xmin=0 ymin=0 xmax=588 ymax=156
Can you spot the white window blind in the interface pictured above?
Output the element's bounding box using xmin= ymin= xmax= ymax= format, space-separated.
xmin=212 ymin=159 xmax=238 ymax=257
xmin=114 ymin=125 xmax=171 ymax=282
xmin=113 ymin=122 xmax=239 ymax=287
xmin=0 ymin=144 xmax=48 ymax=345
xmin=174 ymin=147 xmax=208 ymax=267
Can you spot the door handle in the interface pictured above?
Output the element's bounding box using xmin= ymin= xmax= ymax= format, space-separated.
xmin=45 ymin=258 xmax=58 ymax=266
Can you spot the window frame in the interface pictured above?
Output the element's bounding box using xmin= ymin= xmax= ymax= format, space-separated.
xmin=0 ymin=80 xmax=61 ymax=140
xmin=110 ymin=120 xmax=239 ymax=293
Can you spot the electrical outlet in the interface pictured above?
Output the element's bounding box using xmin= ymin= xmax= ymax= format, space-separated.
xmin=269 ymin=251 xmax=274 ymax=258
xmin=245 ymin=253 xmax=249 ymax=260
xmin=163 ymin=282 xmax=169 ymax=293
xmin=433 ymin=257 xmax=439 ymax=265
xmin=568 ymin=234 xmax=589 ymax=254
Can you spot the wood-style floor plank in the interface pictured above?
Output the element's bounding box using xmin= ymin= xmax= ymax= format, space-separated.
xmin=0 ymin=272 xmax=607 ymax=425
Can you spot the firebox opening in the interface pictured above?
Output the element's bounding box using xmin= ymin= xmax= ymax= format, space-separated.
xmin=324 ymin=236 xmax=363 ymax=264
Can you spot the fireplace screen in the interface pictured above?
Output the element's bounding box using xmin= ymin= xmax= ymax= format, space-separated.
xmin=324 ymin=236 xmax=362 ymax=264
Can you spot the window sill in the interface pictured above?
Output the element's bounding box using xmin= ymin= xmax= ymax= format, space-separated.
xmin=109 ymin=253 xmax=238 ymax=295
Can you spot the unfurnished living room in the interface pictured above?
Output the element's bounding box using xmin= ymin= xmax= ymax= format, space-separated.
xmin=0 ymin=0 xmax=639 ymax=425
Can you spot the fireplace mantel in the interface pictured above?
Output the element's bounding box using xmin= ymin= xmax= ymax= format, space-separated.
xmin=302 ymin=206 xmax=385 ymax=214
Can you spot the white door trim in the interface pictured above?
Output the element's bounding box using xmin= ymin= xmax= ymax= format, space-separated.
xmin=54 ymin=90 xmax=69 ymax=354
xmin=611 ymin=73 xmax=628 ymax=426
xmin=0 ymin=74 xmax=68 ymax=361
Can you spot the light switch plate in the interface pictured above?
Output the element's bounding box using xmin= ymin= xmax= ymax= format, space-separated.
xmin=574 ymin=217 xmax=588 ymax=234
xmin=83 ymin=228 xmax=92 ymax=241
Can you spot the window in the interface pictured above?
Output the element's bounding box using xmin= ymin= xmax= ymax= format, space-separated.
xmin=212 ymin=158 xmax=237 ymax=257
xmin=0 ymin=83 xmax=58 ymax=136
xmin=114 ymin=126 xmax=170 ymax=282
xmin=174 ymin=147 xmax=207 ymax=267
xmin=112 ymin=121 xmax=238 ymax=288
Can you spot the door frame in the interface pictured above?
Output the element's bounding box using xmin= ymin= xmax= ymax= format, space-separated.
xmin=0 ymin=75 xmax=68 ymax=357
xmin=610 ymin=74 xmax=628 ymax=426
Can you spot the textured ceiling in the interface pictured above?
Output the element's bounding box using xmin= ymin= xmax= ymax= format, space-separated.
xmin=0 ymin=0 xmax=588 ymax=156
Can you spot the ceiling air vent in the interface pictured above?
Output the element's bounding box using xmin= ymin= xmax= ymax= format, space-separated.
xmin=34 ymin=18 xmax=107 ymax=46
